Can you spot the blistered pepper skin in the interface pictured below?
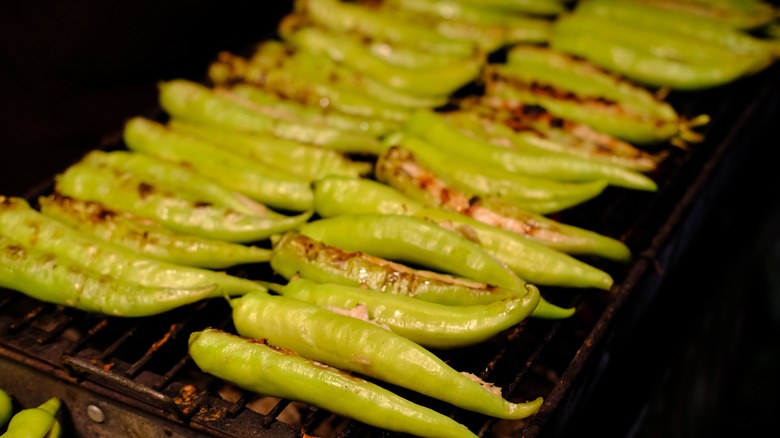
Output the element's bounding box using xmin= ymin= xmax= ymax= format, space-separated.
xmin=280 ymin=18 xmax=485 ymax=98
xmin=270 ymin=231 xmax=517 ymax=307
xmin=314 ymin=176 xmax=626 ymax=281
xmin=38 ymin=194 xmax=272 ymax=269
xmin=404 ymin=109 xmax=658 ymax=191
xmin=54 ymin=160 xmax=312 ymax=243
xmin=0 ymin=197 xmax=262 ymax=296
xmin=384 ymin=133 xmax=609 ymax=211
xmin=296 ymin=214 xmax=577 ymax=319
xmin=0 ymin=235 xmax=218 ymax=317
xmin=158 ymin=79 xmax=385 ymax=154
xmin=371 ymin=148 xmax=632 ymax=262
xmin=124 ymin=116 xmax=315 ymax=212
xmin=273 ymin=277 xmax=539 ymax=349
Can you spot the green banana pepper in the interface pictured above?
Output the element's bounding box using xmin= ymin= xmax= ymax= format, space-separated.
xmin=379 ymin=0 xmax=554 ymax=48
xmin=270 ymin=231 xmax=518 ymax=307
xmin=296 ymin=213 xmax=575 ymax=319
xmin=404 ymin=110 xmax=658 ymax=191
xmin=300 ymin=0 xmax=478 ymax=56
xmin=158 ymin=79 xmax=384 ymax=154
xmin=269 ymin=276 xmax=539 ymax=349
xmin=550 ymin=13 xmax=773 ymax=90
xmin=189 ymin=329 xmax=479 ymax=438
xmin=38 ymin=194 xmax=272 ymax=269
xmin=574 ymin=0 xmax=780 ymax=56
xmin=124 ymin=116 xmax=314 ymax=212
xmin=375 ymin=144 xmax=585 ymax=215
xmin=0 ymin=235 xmax=217 ymax=317
xmin=79 ymin=149 xmax=271 ymax=217
xmin=384 ymin=134 xmax=609 ymax=212
xmin=279 ymin=17 xmax=484 ymax=97
xmin=231 ymin=290 xmax=544 ymax=419
xmin=314 ymin=175 xmax=631 ymax=264
xmin=54 ymin=161 xmax=312 ymax=243
xmin=483 ymin=63 xmax=686 ymax=145
xmin=228 ymin=83 xmax=400 ymax=137
xmin=446 ymin=102 xmax=660 ymax=172
xmin=167 ymin=119 xmax=373 ymax=181
xmin=0 ymin=196 xmax=263 ymax=295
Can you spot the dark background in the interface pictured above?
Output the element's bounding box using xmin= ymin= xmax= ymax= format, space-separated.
xmin=0 ymin=0 xmax=292 ymax=197
xmin=1 ymin=2 xmax=779 ymax=437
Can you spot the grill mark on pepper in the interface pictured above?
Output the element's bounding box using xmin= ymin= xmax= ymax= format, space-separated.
xmin=287 ymin=233 xmax=501 ymax=295
xmin=457 ymin=97 xmax=657 ymax=164
xmin=137 ymin=182 xmax=154 ymax=198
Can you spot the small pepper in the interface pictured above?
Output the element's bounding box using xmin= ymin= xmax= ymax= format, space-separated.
xmin=0 ymin=388 xmax=12 ymax=429
xmin=0 ymin=397 xmax=61 ymax=438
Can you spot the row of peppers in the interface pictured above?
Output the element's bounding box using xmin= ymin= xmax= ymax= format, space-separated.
xmin=2 ymin=0 xmax=779 ymax=436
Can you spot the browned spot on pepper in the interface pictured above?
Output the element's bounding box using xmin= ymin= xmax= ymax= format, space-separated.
xmin=137 ymin=182 xmax=155 ymax=198
xmin=5 ymin=244 xmax=25 ymax=259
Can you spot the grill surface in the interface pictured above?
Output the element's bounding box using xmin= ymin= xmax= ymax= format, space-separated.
xmin=1 ymin=12 xmax=779 ymax=438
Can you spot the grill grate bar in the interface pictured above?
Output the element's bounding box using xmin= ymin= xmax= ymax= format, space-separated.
xmin=36 ymin=314 xmax=74 ymax=345
xmin=157 ymin=352 xmax=194 ymax=391
xmin=263 ymin=399 xmax=292 ymax=428
xmin=224 ymin=392 xmax=251 ymax=418
xmin=63 ymin=318 xmax=109 ymax=356
xmin=61 ymin=354 xmax=185 ymax=420
xmin=7 ymin=304 xmax=47 ymax=334
xmin=126 ymin=321 xmax=185 ymax=378
xmin=98 ymin=326 xmax=137 ymax=362
xmin=0 ymin=293 xmax=16 ymax=311
xmin=302 ymin=407 xmax=339 ymax=437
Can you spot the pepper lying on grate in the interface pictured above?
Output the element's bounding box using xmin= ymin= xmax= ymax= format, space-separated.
xmin=230 ymin=290 xmax=544 ymax=421
xmin=189 ymin=328 xmax=481 ymax=438
xmin=264 ymin=276 xmax=539 ymax=349
xmin=0 ymin=196 xmax=267 ymax=317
